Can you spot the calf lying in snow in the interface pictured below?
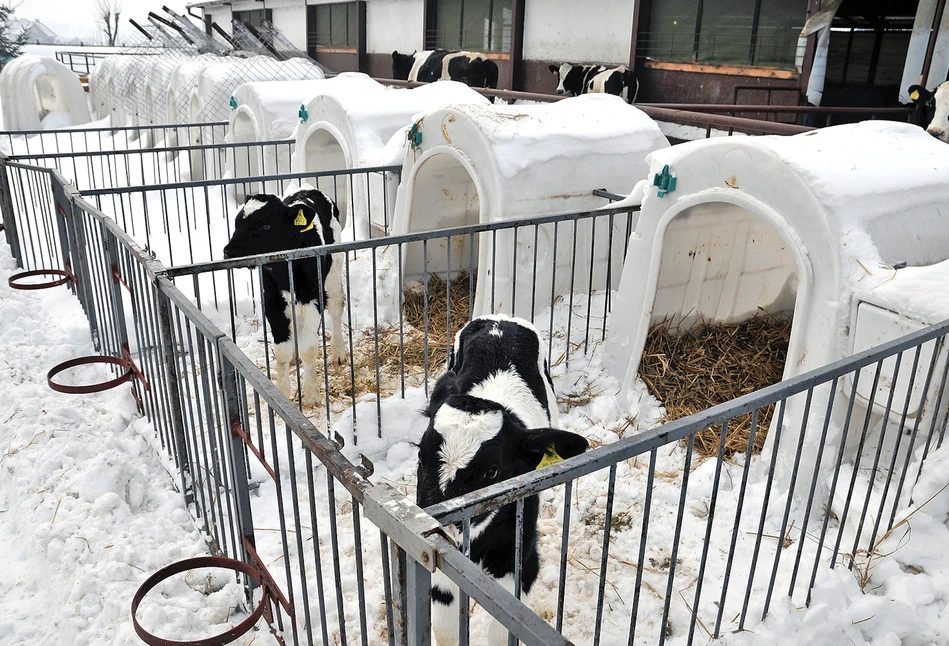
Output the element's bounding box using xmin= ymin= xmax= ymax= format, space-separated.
xmin=416 ymin=314 xmax=588 ymax=645
xmin=223 ymin=189 xmax=346 ymax=406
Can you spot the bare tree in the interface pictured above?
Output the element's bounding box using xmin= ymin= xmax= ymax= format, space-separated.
xmin=94 ymin=0 xmax=121 ymax=47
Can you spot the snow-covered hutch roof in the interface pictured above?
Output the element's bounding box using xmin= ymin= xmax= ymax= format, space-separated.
xmin=0 ymin=55 xmax=90 ymax=130
xmin=604 ymin=120 xmax=949 ymax=493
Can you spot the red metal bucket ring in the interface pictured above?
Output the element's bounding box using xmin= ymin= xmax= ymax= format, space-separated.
xmin=131 ymin=556 xmax=270 ymax=646
xmin=8 ymin=268 xmax=73 ymax=290
xmin=47 ymin=355 xmax=135 ymax=395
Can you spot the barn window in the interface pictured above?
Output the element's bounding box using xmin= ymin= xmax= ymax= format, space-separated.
xmin=431 ymin=0 xmax=513 ymax=54
xmin=307 ymin=2 xmax=358 ymax=50
xmin=233 ymin=9 xmax=273 ymax=31
xmin=644 ymin=0 xmax=806 ymax=68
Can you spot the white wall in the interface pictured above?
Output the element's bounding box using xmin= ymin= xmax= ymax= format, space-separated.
xmin=205 ymin=7 xmax=232 ymax=35
xmin=270 ymin=0 xmax=308 ymax=51
xmin=366 ymin=0 xmax=425 ymax=55
xmin=522 ymin=0 xmax=633 ymax=64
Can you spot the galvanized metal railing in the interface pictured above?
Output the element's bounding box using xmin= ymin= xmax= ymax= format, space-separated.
xmin=2 ymin=121 xmax=947 ymax=646
xmin=424 ymin=321 xmax=949 ymax=645
xmin=0 ymin=122 xmax=229 ymax=157
xmin=0 ymin=152 xmax=443 ymax=645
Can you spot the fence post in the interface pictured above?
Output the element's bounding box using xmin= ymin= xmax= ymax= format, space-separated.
xmin=156 ymin=283 xmax=195 ymax=508
xmin=0 ymin=155 xmax=23 ymax=267
xmin=405 ymin=559 xmax=432 ymax=646
xmin=102 ymin=228 xmax=131 ymax=357
xmin=217 ymin=344 xmax=258 ymax=579
xmin=49 ymin=173 xmax=74 ymax=290
xmin=54 ymin=182 xmax=102 ymax=352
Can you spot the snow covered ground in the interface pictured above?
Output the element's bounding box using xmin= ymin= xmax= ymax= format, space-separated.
xmin=3 ymin=229 xmax=949 ymax=644
xmin=1 ymin=103 xmax=948 ymax=644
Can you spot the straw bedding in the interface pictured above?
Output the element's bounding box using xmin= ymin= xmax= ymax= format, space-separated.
xmin=637 ymin=314 xmax=792 ymax=458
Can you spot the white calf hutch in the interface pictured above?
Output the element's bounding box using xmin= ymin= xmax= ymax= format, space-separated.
xmin=228 ymin=78 xmax=330 ymax=182
xmin=188 ymin=57 xmax=324 ymax=179
xmin=604 ymin=120 xmax=949 ymax=493
xmin=0 ymin=55 xmax=91 ymax=131
xmin=391 ymin=94 xmax=670 ymax=318
xmin=291 ymin=78 xmax=490 ymax=238
xmin=227 ymin=74 xmax=382 ymax=203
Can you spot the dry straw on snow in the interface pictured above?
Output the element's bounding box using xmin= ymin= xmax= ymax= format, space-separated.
xmin=638 ymin=313 xmax=792 ymax=458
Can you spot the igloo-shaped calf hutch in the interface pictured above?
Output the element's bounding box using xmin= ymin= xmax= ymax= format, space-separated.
xmin=227 ymin=75 xmax=373 ymax=201
xmin=391 ymin=94 xmax=670 ymax=319
xmin=0 ymin=55 xmax=91 ymax=130
xmin=292 ymin=78 xmax=489 ymax=239
xmin=604 ymin=121 xmax=949 ymax=495
xmin=189 ymin=57 xmax=324 ymax=180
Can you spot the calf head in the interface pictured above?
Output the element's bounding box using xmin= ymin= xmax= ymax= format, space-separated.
xmin=223 ymin=191 xmax=337 ymax=260
xmin=549 ymin=62 xmax=576 ymax=95
xmin=416 ymin=370 xmax=588 ymax=510
xmin=910 ymin=82 xmax=949 ymax=142
xmin=223 ymin=194 xmax=287 ymax=259
xmin=392 ymin=50 xmax=416 ymax=80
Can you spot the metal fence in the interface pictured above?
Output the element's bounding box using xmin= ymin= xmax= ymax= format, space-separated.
xmin=2 ymin=124 xmax=948 ymax=646
xmin=0 ymin=122 xmax=229 ymax=157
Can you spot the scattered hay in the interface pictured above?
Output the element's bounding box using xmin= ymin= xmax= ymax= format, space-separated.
xmin=637 ymin=313 xmax=792 ymax=458
xmin=400 ymin=271 xmax=474 ymax=371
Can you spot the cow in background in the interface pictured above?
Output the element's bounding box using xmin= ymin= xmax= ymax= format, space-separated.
xmin=223 ymin=188 xmax=346 ymax=407
xmin=416 ymin=314 xmax=588 ymax=645
xmin=549 ymin=62 xmax=639 ymax=103
xmin=392 ymin=49 xmax=499 ymax=89
xmin=909 ymin=81 xmax=949 ymax=141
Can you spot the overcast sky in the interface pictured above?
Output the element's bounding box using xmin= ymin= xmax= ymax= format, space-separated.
xmin=15 ymin=0 xmax=192 ymax=42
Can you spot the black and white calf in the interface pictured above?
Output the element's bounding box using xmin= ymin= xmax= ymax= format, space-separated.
xmin=416 ymin=314 xmax=588 ymax=645
xmin=392 ymin=49 xmax=499 ymax=89
xmin=222 ymin=188 xmax=346 ymax=406
xmin=909 ymin=81 xmax=949 ymax=142
xmin=549 ymin=62 xmax=639 ymax=103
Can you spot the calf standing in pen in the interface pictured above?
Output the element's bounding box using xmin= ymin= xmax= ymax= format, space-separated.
xmin=223 ymin=189 xmax=346 ymax=406
xmin=549 ymin=62 xmax=639 ymax=103
xmin=416 ymin=314 xmax=588 ymax=645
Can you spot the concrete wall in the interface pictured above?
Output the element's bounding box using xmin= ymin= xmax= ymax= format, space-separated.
xmin=366 ymin=0 xmax=425 ymax=54
xmin=522 ymin=0 xmax=633 ymax=64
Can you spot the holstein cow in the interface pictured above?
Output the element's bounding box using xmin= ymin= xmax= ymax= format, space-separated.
xmin=391 ymin=49 xmax=499 ymax=89
xmin=549 ymin=62 xmax=639 ymax=103
xmin=909 ymin=82 xmax=949 ymax=142
xmin=223 ymin=188 xmax=346 ymax=406
xmin=416 ymin=314 xmax=588 ymax=645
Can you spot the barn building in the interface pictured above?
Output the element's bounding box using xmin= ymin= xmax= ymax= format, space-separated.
xmin=186 ymin=1 xmax=947 ymax=113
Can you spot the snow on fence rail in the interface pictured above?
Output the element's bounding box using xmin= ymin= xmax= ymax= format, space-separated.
xmin=1 ymin=132 xmax=948 ymax=645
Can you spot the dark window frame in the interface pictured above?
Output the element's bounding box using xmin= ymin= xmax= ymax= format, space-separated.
xmin=426 ymin=0 xmax=514 ymax=57
xmin=233 ymin=8 xmax=274 ymax=31
xmin=642 ymin=0 xmax=806 ymax=70
xmin=306 ymin=2 xmax=359 ymax=52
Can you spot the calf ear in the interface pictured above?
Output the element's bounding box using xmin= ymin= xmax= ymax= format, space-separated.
xmin=517 ymin=428 xmax=588 ymax=471
xmin=549 ymin=64 xmax=559 ymax=75
xmin=908 ymin=85 xmax=934 ymax=104
xmin=424 ymin=370 xmax=458 ymax=418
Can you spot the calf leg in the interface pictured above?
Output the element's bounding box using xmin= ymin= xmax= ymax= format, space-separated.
xmin=325 ymin=253 xmax=347 ymax=365
xmin=271 ymin=340 xmax=294 ymax=397
xmin=486 ymin=573 xmax=525 ymax=646
xmin=431 ymin=569 xmax=459 ymax=646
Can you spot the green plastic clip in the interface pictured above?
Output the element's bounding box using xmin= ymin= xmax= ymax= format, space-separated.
xmin=653 ymin=164 xmax=677 ymax=198
xmin=407 ymin=122 xmax=423 ymax=150
xmin=229 ymin=96 xmax=237 ymax=111
xmin=298 ymin=104 xmax=308 ymax=122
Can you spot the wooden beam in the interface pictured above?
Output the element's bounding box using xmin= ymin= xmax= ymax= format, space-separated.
xmin=643 ymin=60 xmax=798 ymax=79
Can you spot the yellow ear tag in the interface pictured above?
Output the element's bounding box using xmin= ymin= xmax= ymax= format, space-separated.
xmin=536 ymin=445 xmax=563 ymax=470
xmin=910 ymin=90 xmax=920 ymax=101
xmin=294 ymin=208 xmax=307 ymax=226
